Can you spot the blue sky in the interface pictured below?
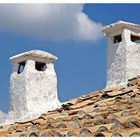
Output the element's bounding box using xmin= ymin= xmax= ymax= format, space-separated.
xmin=0 ymin=4 xmax=140 ymax=113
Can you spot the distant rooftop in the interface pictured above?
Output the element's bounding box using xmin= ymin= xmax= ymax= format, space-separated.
xmin=102 ymin=21 xmax=140 ymax=33
xmin=10 ymin=50 xmax=57 ymax=62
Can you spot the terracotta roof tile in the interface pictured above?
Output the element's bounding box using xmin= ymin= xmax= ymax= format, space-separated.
xmin=1 ymin=76 xmax=140 ymax=137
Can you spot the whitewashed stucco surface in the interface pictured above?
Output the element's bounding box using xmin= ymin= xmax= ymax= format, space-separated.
xmin=6 ymin=50 xmax=61 ymax=124
xmin=104 ymin=25 xmax=140 ymax=87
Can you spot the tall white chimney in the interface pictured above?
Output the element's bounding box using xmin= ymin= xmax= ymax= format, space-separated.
xmin=9 ymin=50 xmax=61 ymax=121
xmin=102 ymin=21 xmax=140 ymax=87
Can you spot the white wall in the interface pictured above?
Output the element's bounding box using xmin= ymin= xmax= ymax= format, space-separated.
xmin=106 ymin=27 xmax=140 ymax=87
xmin=8 ymin=57 xmax=61 ymax=123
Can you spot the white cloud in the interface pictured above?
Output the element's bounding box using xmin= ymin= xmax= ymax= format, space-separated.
xmin=0 ymin=111 xmax=7 ymax=123
xmin=0 ymin=4 xmax=103 ymax=42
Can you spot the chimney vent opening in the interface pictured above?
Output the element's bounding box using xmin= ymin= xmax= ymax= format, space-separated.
xmin=131 ymin=34 xmax=140 ymax=44
xmin=112 ymin=34 xmax=122 ymax=44
xmin=17 ymin=61 xmax=26 ymax=74
xmin=35 ymin=62 xmax=47 ymax=71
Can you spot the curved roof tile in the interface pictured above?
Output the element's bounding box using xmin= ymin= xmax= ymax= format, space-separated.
xmin=1 ymin=76 xmax=140 ymax=137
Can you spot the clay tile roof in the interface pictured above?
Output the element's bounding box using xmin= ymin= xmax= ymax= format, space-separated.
xmin=1 ymin=76 xmax=140 ymax=137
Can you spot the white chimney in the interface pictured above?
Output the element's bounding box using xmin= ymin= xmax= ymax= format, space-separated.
xmin=9 ymin=50 xmax=61 ymax=121
xmin=102 ymin=21 xmax=140 ymax=87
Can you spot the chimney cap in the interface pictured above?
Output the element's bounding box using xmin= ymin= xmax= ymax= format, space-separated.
xmin=102 ymin=21 xmax=140 ymax=33
xmin=10 ymin=50 xmax=57 ymax=62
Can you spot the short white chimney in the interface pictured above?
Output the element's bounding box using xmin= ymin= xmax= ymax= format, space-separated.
xmin=102 ymin=21 xmax=140 ymax=87
xmin=9 ymin=50 xmax=61 ymax=120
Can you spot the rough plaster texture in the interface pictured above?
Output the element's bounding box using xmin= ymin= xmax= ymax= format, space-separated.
xmin=103 ymin=21 xmax=140 ymax=87
xmin=7 ymin=50 xmax=61 ymax=124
